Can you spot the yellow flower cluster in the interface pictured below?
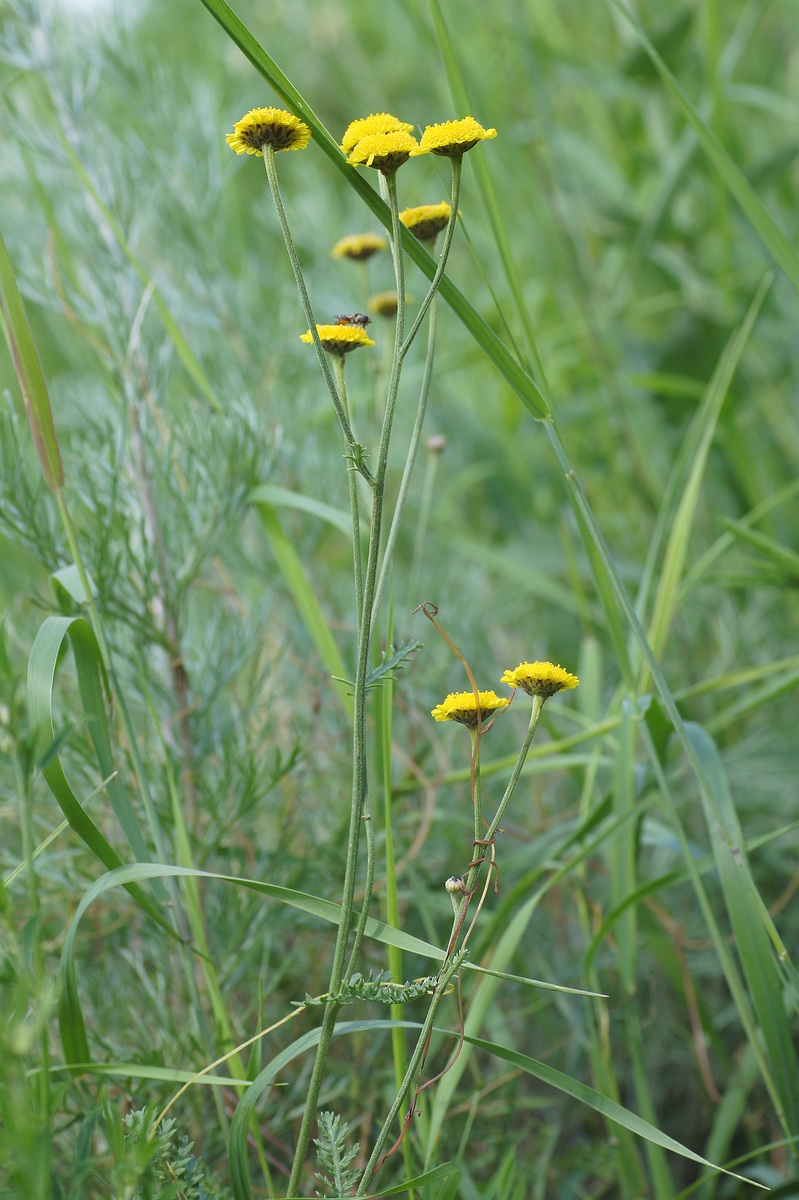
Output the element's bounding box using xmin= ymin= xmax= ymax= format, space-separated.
xmin=300 ymin=324 xmax=375 ymax=355
xmin=431 ymin=691 xmax=509 ymax=728
xmin=225 ymin=107 xmax=497 ymax=167
xmin=411 ymin=117 xmax=497 ymax=158
xmin=341 ymin=112 xmax=496 ymax=175
xmin=432 ymin=661 xmax=579 ymax=725
xmin=331 ymin=233 xmax=388 ymax=262
xmin=226 ymin=107 xmax=310 ymax=155
xmin=400 ymin=202 xmax=452 ymax=243
xmin=501 ymin=662 xmax=580 ymax=698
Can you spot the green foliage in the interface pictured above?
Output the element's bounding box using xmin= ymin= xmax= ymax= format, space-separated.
xmin=313 ymin=1112 xmax=360 ymax=1199
xmin=2 ymin=0 xmax=799 ymax=1196
xmin=123 ymin=1106 xmax=224 ymax=1200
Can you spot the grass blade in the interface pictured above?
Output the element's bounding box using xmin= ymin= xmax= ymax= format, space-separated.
xmin=688 ymin=722 xmax=799 ymax=1144
xmin=462 ymin=1033 xmax=766 ymax=1189
xmin=643 ymin=275 xmax=771 ymax=664
xmin=253 ymin=499 xmax=353 ymax=720
xmin=610 ymin=0 xmax=799 ymax=294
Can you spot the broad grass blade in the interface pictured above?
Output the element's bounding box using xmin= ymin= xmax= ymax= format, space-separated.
xmin=643 ymin=277 xmax=770 ymax=665
xmin=462 ymin=1033 xmax=766 ymax=1189
xmin=27 ymin=616 xmax=172 ymax=928
xmin=253 ymin=499 xmax=353 ymax=720
xmin=688 ymin=722 xmax=799 ymax=1145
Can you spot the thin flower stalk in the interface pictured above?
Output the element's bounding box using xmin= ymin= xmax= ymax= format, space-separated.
xmin=446 ymin=695 xmax=546 ymax=953
xmin=399 ymin=157 xmax=462 ymax=360
xmin=331 ymin=353 xmax=364 ymax=631
xmin=355 ymin=948 xmax=468 ymax=1195
xmin=353 ymin=696 xmax=547 ymax=1189
xmin=409 ymin=433 xmax=446 ymax=604
xmin=371 ymin=297 xmax=438 ymax=636
xmin=260 ymin=147 xmax=372 ymax=485
xmin=468 ymin=726 xmax=484 ymax=848
xmin=288 ymin=167 xmax=408 ymax=1198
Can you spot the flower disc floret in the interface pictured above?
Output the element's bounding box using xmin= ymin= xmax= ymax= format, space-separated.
xmin=500 ymin=661 xmax=579 ymax=699
xmin=400 ymin=202 xmax=452 ymax=242
xmin=431 ymin=690 xmax=509 ymax=728
xmin=300 ymin=324 xmax=375 ymax=355
xmin=411 ymin=117 xmax=497 ymax=158
xmin=226 ymin=107 xmax=311 ymax=155
xmin=347 ymin=131 xmax=419 ymax=174
xmin=331 ymin=233 xmax=388 ymax=262
xmin=341 ymin=113 xmax=414 ymax=154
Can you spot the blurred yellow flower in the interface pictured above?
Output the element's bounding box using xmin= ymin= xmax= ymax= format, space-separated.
xmin=347 ymin=130 xmax=419 ymax=173
xmin=226 ymin=107 xmax=311 ymax=155
xmin=341 ymin=113 xmax=414 ymax=154
xmin=500 ymin=662 xmax=579 ymax=699
xmin=300 ymin=324 xmax=375 ymax=354
xmin=431 ymin=690 xmax=509 ymax=728
xmin=331 ymin=233 xmax=388 ymax=261
xmin=368 ymin=291 xmax=408 ymax=318
xmin=399 ymin=202 xmax=452 ymax=242
xmin=411 ymin=117 xmax=497 ymax=158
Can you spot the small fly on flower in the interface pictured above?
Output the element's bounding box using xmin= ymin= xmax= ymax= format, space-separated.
xmin=334 ymin=313 xmax=372 ymax=328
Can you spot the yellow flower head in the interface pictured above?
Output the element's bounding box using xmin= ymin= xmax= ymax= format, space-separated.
xmin=500 ymin=661 xmax=579 ymax=699
xmin=411 ymin=117 xmax=497 ymax=158
xmin=347 ymin=130 xmax=419 ymax=174
xmin=331 ymin=233 xmax=388 ymax=262
xmin=399 ymin=202 xmax=452 ymax=243
xmin=300 ymin=324 xmax=375 ymax=355
xmin=341 ymin=113 xmax=414 ymax=154
xmin=431 ymin=689 xmax=509 ymax=728
xmin=368 ymin=291 xmax=409 ymax=318
xmin=226 ymin=107 xmax=311 ymax=156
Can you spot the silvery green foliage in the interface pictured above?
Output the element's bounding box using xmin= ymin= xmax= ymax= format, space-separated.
xmin=124 ymin=1107 xmax=220 ymax=1200
xmin=313 ymin=1111 xmax=360 ymax=1198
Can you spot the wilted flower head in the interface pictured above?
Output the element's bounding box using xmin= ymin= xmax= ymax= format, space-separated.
xmin=331 ymin=233 xmax=388 ymax=262
xmin=226 ymin=107 xmax=311 ymax=155
xmin=431 ymin=690 xmax=509 ymax=728
xmin=341 ymin=113 xmax=414 ymax=154
xmin=400 ymin=202 xmax=452 ymax=242
xmin=347 ymin=130 xmax=419 ymax=174
xmin=411 ymin=117 xmax=497 ymax=158
xmin=300 ymin=324 xmax=375 ymax=355
xmin=500 ymin=661 xmax=579 ymax=699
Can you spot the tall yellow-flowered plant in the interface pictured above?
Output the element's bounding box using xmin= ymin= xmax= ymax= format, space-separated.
xmin=224 ymin=103 xmax=539 ymax=1200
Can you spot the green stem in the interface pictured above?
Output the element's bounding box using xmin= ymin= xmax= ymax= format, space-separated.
xmin=469 ymin=728 xmax=483 ymax=847
xmin=408 ymin=431 xmax=443 ymax=606
xmin=355 ymin=949 xmax=468 ymax=1195
xmin=449 ymin=695 xmax=546 ymax=951
xmin=399 ymin=157 xmax=462 ymax=361
xmin=261 ymin=148 xmax=372 ymax=484
xmin=286 ymin=167 xmax=407 ymax=1198
xmin=371 ymin=297 xmax=438 ymax=636
xmin=332 ymin=354 xmax=364 ymax=631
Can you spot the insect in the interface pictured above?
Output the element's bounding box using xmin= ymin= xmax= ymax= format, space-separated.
xmin=333 ymin=312 xmax=371 ymax=328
